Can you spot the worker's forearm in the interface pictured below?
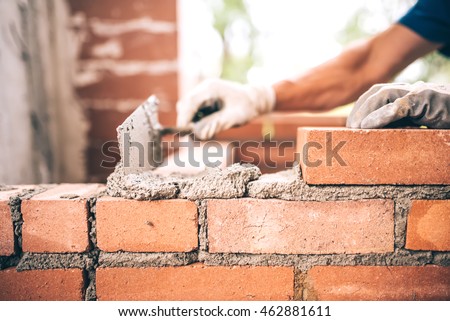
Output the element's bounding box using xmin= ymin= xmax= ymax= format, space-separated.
xmin=273 ymin=42 xmax=377 ymax=112
xmin=273 ymin=24 xmax=441 ymax=112
xmin=272 ymin=51 xmax=367 ymax=111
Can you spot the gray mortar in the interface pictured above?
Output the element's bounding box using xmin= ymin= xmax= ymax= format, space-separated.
xmin=98 ymin=252 xmax=198 ymax=268
xmin=247 ymin=168 xmax=450 ymax=201
xmin=178 ymin=163 xmax=260 ymax=199
xmin=85 ymin=196 xmax=99 ymax=301
xmin=0 ymin=184 xmax=14 ymax=192
xmin=433 ymin=253 xmax=450 ymax=265
xmin=106 ymin=163 xmax=179 ymax=200
xmin=196 ymin=200 xmax=208 ymax=251
xmin=17 ymin=253 xmax=95 ymax=271
xmin=9 ymin=197 xmax=22 ymax=252
xmin=198 ymin=249 xmax=434 ymax=271
xmin=106 ymin=163 xmax=261 ymax=200
xmin=394 ymin=198 xmax=410 ymax=248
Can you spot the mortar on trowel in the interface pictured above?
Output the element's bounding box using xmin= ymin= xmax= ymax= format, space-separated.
xmin=117 ymin=95 xmax=220 ymax=175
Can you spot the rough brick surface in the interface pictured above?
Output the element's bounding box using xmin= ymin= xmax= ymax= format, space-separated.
xmin=0 ymin=191 xmax=16 ymax=256
xmin=0 ymin=268 xmax=84 ymax=300
xmin=406 ymin=200 xmax=450 ymax=251
xmin=0 ymin=204 xmax=14 ymax=256
xmin=297 ymin=128 xmax=450 ymax=185
xmin=304 ymin=266 xmax=450 ymax=300
xmin=69 ymin=0 xmax=177 ymax=20
xmin=208 ymin=198 xmax=394 ymax=254
xmin=76 ymin=73 xmax=177 ymax=100
xmin=80 ymin=32 xmax=177 ymax=61
xmin=97 ymin=264 xmax=293 ymax=300
xmin=96 ymin=198 xmax=198 ymax=252
xmin=21 ymin=184 xmax=103 ymax=253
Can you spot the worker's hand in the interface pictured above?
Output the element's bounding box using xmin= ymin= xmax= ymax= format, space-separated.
xmin=346 ymin=82 xmax=450 ymax=129
xmin=177 ymin=79 xmax=276 ymax=139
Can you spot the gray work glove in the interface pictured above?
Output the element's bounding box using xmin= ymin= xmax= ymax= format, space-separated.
xmin=346 ymin=82 xmax=450 ymax=129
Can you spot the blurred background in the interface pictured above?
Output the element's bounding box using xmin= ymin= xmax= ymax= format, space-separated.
xmin=1 ymin=0 xmax=449 ymax=184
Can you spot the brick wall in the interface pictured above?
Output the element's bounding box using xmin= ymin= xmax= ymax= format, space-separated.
xmin=68 ymin=0 xmax=179 ymax=182
xmin=1 ymin=128 xmax=449 ymax=300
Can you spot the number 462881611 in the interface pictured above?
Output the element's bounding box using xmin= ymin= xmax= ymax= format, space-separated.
xmin=259 ymin=305 xmax=331 ymax=317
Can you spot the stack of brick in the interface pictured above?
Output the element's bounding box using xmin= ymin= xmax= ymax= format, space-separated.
xmin=0 ymin=128 xmax=449 ymax=300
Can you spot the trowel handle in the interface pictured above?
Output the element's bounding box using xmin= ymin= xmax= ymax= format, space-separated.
xmin=191 ymin=100 xmax=222 ymax=123
xmin=160 ymin=100 xmax=222 ymax=136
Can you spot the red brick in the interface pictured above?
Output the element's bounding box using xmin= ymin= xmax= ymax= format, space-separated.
xmin=304 ymin=266 xmax=450 ymax=300
xmin=406 ymin=200 xmax=450 ymax=251
xmin=80 ymin=32 xmax=177 ymax=61
xmin=97 ymin=264 xmax=293 ymax=300
xmin=208 ymin=198 xmax=394 ymax=254
xmin=96 ymin=198 xmax=198 ymax=252
xmin=297 ymin=128 xmax=450 ymax=185
xmin=0 ymin=268 xmax=84 ymax=300
xmin=76 ymin=73 xmax=178 ymax=100
xmin=0 ymin=186 xmax=35 ymax=256
xmin=0 ymin=201 xmax=14 ymax=256
xmin=21 ymin=184 xmax=103 ymax=253
xmin=0 ymin=191 xmax=16 ymax=256
xmin=69 ymin=0 xmax=177 ymax=21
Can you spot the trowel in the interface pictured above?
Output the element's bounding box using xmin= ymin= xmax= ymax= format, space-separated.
xmin=117 ymin=95 xmax=220 ymax=174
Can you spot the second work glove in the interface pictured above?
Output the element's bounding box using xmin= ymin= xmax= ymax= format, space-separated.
xmin=346 ymin=82 xmax=450 ymax=129
xmin=177 ymin=79 xmax=276 ymax=140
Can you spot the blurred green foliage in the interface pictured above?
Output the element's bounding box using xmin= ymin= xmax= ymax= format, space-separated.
xmin=209 ymin=0 xmax=257 ymax=83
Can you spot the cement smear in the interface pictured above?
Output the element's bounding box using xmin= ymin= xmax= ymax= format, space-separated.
xmin=106 ymin=163 xmax=261 ymax=200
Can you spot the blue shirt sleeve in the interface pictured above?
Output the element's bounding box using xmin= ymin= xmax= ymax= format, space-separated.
xmin=398 ymin=0 xmax=450 ymax=57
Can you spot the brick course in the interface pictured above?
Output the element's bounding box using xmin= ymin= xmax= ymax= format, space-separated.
xmin=208 ymin=198 xmax=394 ymax=254
xmin=304 ymin=266 xmax=450 ymax=300
xmin=97 ymin=264 xmax=294 ymax=300
xmin=297 ymin=128 xmax=450 ymax=185
xmin=0 ymin=268 xmax=84 ymax=300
